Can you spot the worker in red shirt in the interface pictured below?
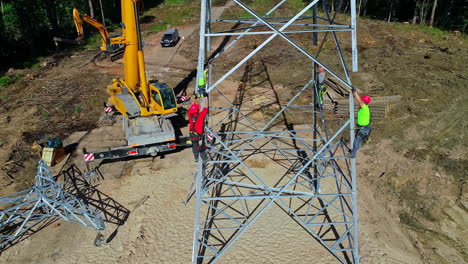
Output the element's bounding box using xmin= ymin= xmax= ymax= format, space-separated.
xmin=187 ymin=100 xmax=208 ymax=162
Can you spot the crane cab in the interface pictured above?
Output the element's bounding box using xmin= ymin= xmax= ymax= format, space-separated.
xmin=150 ymin=82 xmax=178 ymax=116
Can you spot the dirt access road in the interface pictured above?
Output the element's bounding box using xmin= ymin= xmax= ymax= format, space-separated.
xmin=0 ymin=2 xmax=430 ymax=264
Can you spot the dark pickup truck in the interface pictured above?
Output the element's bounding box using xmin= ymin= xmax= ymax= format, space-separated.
xmin=160 ymin=29 xmax=180 ymax=47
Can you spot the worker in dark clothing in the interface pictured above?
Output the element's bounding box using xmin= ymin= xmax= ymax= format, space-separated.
xmin=187 ymin=102 xmax=208 ymax=162
xmin=348 ymin=90 xmax=372 ymax=158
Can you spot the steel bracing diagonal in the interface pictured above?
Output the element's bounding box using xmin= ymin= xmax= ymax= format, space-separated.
xmin=192 ymin=0 xmax=360 ymax=263
xmin=0 ymin=160 xmax=105 ymax=249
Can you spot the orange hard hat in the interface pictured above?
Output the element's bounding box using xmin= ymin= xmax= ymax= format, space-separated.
xmin=361 ymin=95 xmax=372 ymax=104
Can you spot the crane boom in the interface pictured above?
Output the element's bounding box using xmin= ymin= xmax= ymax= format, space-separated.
xmin=104 ymin=0 xmax=177 ymax=117
xmin=72 ymin=0 xmax=178 ymax=118
xmin=80 ymin=0 xmax=190 ymax=163
xmin=120 ymin=0 xmax=149 ymax=105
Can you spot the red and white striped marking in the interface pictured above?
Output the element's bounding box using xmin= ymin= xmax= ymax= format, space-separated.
xmin=104 ymin=107 xmax=113 ymax=112
xmin=206 ymin=133 xmax=214 ymax=141
xmin=180 ymin=96 xmax=189 ymax=102
xmin=127 ymin=150 xmax=138 ymax=155
xmin=84 ymin=153 xmax=95 ymax=162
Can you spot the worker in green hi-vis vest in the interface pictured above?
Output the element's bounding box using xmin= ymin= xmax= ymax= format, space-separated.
xmin=196 ymin=69 xmax=208 ymax=98
xmin=348 ymin=90 xmax=372 ymax=158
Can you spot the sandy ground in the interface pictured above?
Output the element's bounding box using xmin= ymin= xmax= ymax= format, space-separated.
xmin=0 ymin=139 xmax=425 ymax=264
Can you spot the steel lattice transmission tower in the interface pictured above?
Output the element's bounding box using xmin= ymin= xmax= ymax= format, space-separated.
xmin=192 ymin=0 xmax=360 ymax=263
xmin=0 ymin=160 xmax=105 ymax=249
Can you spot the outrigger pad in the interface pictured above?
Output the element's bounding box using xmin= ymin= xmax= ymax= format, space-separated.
xmin=125 ymin=115 xmax=175 ymax=146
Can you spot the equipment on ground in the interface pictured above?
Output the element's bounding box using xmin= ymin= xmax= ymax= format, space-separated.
xmin=78 ymin=0 xmax=190 ymax=162
xmin=0 ymin=160 xmax=105 ymax=249
xmin=41 ymin=137 xmax=65 ymax=167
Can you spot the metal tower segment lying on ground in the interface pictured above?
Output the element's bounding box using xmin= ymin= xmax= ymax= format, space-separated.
xmin=0 ymin=160 xmax=105 ymax=249
xmin=193 ymin=0 xmax=360 ymax=263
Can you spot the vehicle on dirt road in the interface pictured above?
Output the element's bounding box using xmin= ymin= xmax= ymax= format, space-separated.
xmin=160 ymin=29 xmax=180 ymax=47
xmin=74 ymin=0 xmax=190 ymax=163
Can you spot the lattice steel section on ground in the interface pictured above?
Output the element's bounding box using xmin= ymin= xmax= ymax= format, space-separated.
xmin=0 ymin=160 xmax=105 ymax=249
xmin=192 ymin=0 xmax=360 ymax=263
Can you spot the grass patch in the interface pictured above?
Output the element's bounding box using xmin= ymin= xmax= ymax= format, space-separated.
xmin=431 ymin=155 xmax=468 ymax=184
xmin=286 ymin=0 xmax=307 ymax=13
xmin=150 ymin=24 xmax=168 ymax=32
xmin=164 ymin=0 xmax=186 ymax=4
xmin=220 ymin=2 xmax=270 ymax=19
xmin=403 ymin=145 xmax=467 ymax=186
xmin=14 ymin=58 xmax=40 ymax=69
xmin=143 ymin=0 xmax=199 ymax=34
xmin=399 ymin=212 xmax=425 ymax=230
xmin=84 ymin=33 xmax=103 ymax=50
xmin=386 ymin=177 xmax=437 ymax=221
xmin=426 ymin=229 xmax=468 ymax=261
xmin=392 ymin=23 xmax=456 ymax=40
xmin=212 ymin=0 xmax=228 ymax=6
xmin=219 ymin=0 xmax=318 ymax=22
xmin=163 ymin=5 xmax=194 ymax=25
xmin=81 ymin=21 xmax=122 ymax=50
xmin=400 ymin=212 xmax=468 ymax=262
xmin=0 ymin=74 xmax=24 ymax=87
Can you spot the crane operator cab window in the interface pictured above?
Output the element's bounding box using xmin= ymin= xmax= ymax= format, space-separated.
xmin=153 ymin=90 xmax=162 ymax=106
xmin=152 ymin=83 xmax=177 ymax=111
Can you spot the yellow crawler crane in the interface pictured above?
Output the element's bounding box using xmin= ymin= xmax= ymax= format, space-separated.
xmin=79 ymin=0 xmax=189 ymax=163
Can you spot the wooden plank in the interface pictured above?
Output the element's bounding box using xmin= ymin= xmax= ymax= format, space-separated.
xmin=335 ymin=113 xmax=386 ymax=117
xmin=335 ymin=95 xmax=401 ymax=105
xmin=335 ymin=108 xmax=386 ymax=112
xmin=335 ymin=109 xmax=387 ymax=112
xmin=336 ymin=105 xmax=386 ymax=109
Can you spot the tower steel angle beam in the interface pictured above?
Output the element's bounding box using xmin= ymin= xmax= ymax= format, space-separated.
xmin=0 ymin=160 xmax=105 ymax=249
xmin=192 ymin=0 xmax=360 ymax=263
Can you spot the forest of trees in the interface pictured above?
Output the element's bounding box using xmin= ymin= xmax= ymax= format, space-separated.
xmin=0 ymin=0 xmax=125 ymax=70
xmin=0 ymin=0 xmax=466 ymax=72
